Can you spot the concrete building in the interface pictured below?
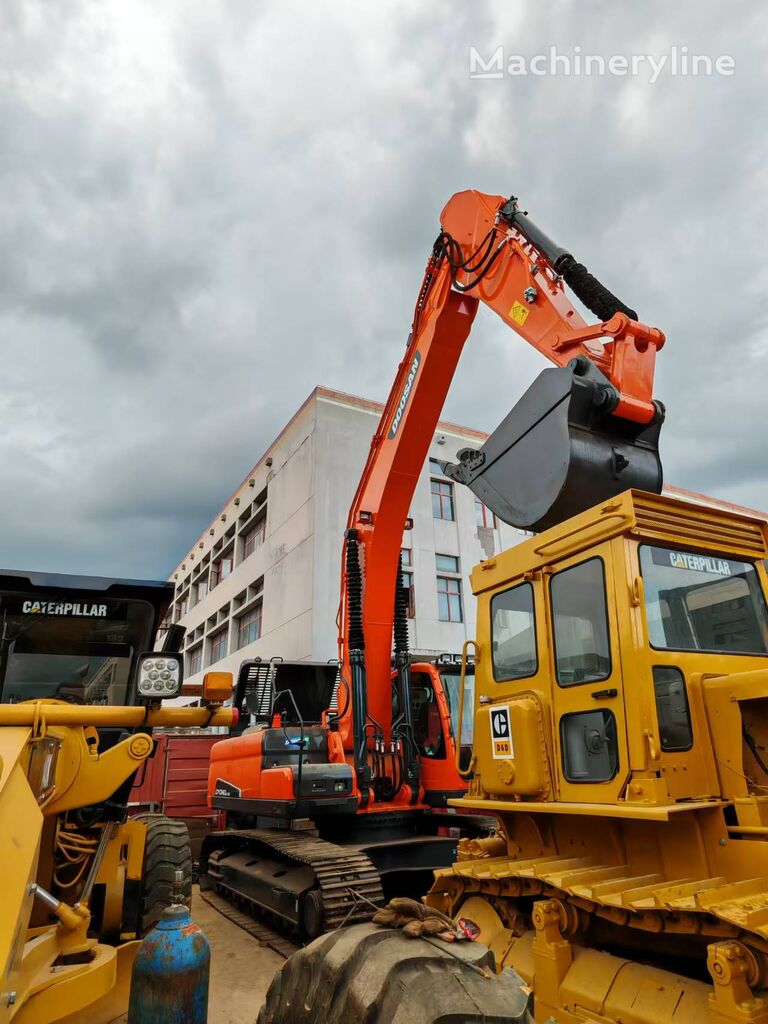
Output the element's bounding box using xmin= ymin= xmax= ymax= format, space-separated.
xmin=167 ymin=387 xmax=527 ymax=690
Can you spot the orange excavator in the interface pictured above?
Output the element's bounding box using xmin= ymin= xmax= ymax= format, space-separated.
xmin=200 ymin=189 xmax=665 ymax=941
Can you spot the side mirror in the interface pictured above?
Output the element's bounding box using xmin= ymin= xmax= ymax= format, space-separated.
xmin=202 ymin=671 xmax=233 ymax=706
xmin=136 ymin=652 xmax=183 ymax=701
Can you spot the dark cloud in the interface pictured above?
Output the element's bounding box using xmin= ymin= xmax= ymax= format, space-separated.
xmin=0 ymin=1 xmax=766 ymax=578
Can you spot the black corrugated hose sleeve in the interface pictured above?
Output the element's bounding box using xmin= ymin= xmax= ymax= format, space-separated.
xmin=345 ymin=532 xmax=365 ymax=651
xmin=556 ymin=254 xmax=638 ymax=322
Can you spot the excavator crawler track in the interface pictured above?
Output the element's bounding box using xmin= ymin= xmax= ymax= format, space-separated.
xmin=202 ymin=828 xmax=385 ymax=942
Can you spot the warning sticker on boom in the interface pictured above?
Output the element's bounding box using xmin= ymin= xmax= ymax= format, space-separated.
xmin=490 ymin=705 xmax=513 ymax=759
xmin=509 ymin=301 xmax=529 ymax=326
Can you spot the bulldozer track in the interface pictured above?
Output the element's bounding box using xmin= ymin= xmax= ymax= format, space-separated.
xmin=436 ymin=852 xmax=768 ymax=955
xmin=204 ymin=828 xmax=385 ymax=941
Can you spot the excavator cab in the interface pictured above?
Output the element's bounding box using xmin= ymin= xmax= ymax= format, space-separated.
xmin=408 ymin=654 xmax=475 ymax=805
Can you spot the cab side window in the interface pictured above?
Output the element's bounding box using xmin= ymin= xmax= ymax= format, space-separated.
xmin=491 ymin=582 xmax=537 ymax=681
xmin=411 ymin=672 xmax=445 ymax=759
xmin=653 ymin=666 xmax=693 ymax=751
xmin=551 ymin=558 xmax=611 ymax=686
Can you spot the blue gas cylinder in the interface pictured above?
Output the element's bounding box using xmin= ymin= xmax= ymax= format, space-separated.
xmin=127 ymin=902 xmax=211 ymax=1024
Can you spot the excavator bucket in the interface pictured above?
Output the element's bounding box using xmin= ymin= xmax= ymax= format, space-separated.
xmin=441 ymin=359 xmax=664 ymax=533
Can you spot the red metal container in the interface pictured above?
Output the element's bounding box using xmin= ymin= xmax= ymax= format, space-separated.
xmin=129 ymin=733 xmax=223 ymax=860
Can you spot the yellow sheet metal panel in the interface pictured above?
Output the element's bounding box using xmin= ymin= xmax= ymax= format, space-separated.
xmin=43 ymin=731 xmax=153 ymax=816
xmin=0 ymin=730 xmax=42 ymax=1022
xmin=631 ymin=491 xmax=768 ymax=559
xmin=11 ymin=942 xmax=120 ymax=1024
xmin=473 ymin=696 xmax=551 ymax=798
xmin=471 ymin=491 xmax=636 ymax=596
xmin=471 ymin=488 xmax=768 ymax=598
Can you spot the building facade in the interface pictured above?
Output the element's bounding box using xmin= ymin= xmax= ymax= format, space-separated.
xmin=167 ymin=387 xmax=527 ymax=690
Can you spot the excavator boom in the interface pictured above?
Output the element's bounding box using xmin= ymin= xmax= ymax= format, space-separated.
xmin=339 ymin=188 xmax=665 ymax=760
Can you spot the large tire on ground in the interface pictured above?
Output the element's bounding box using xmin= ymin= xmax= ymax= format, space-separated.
xmin=133 ymin=813 xmax=192 ymax=936
xmin=257 ymin=922 xmax=532 ymax=1024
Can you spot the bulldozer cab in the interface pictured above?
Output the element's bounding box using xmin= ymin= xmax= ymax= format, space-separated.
xmin=465 ymin=489 xmax=768 ymax=810
xmin=0 ymin=569 xmax=175 ymax=707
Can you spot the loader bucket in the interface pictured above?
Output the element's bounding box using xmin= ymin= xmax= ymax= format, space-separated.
xmin=441 ymin=359 xmax=663 ymax=533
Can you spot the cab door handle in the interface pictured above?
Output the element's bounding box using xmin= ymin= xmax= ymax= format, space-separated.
xmin=591 ymin=688 xmax=618 ymax=700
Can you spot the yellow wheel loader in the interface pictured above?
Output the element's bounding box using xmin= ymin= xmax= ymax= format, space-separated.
xmin=0 ymin=571 xmax=234 ymax=1023
xmin=260 ymin=490 xmax=768 ymax=1024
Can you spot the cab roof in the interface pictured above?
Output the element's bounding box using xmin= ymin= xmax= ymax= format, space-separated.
xmin=0 ymin=569 xmax=173 ymax=616
xmin=471 ymin=489 xmax=768 ymax=595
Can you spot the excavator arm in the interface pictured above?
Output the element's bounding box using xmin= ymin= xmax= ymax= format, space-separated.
xmin=336 ymin=189 xmax=665 ymax=800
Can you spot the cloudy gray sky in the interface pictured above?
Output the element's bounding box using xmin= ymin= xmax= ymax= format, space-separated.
xmin=1 ymin=1 xmax=766 ymax=579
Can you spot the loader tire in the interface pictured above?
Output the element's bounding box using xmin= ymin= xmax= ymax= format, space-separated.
xmin=134 ymin=813 xmax=192 ymax=936
xmin=257 ymin=922 xmax=532 ymax=1024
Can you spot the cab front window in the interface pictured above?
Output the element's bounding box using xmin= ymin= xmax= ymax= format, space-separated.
xmin=0 ymin=595 xmax=154 ymax=705
xmin=640 ymin=545 xmax=768 ymax=655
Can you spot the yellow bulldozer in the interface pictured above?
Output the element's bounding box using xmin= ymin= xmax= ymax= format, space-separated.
xmin=0 ymin=570 xmax=234 ymax=1023
xmin=260 ymin=488 xmax=768 ymax=1024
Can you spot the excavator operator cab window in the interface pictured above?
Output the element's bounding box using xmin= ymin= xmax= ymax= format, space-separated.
xmin=439 ymin=668 xmax=475 ymax=772
xmin=491 ymin=582 xmax=537 ymax=681
xmin=639 ymin=545 xmax=768 ymax=655
xmin=411 ymin=673 xmax=445 ymax=759
xmin=550 ymin=558 xmax=611 ymax=686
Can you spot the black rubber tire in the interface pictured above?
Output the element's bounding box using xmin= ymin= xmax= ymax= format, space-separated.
xmin=257 ymin=922 xmax=532 ymax=1024
xmin=133 ymin=813 xmax=192 ymax=936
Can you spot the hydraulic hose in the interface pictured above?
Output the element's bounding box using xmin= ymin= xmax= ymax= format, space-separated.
xmin=500 ymin=195 xmax=638 ymax=321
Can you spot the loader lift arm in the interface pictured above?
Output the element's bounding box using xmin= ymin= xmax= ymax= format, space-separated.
xmin=337 ymin=189 xmax=666 ymax=800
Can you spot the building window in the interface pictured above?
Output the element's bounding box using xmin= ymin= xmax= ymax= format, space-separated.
xmin=399 ymin=549 xmax=415 ymax=618
xmin=175 ymin=598 xmax=188 ymax=622
xmin=475 ymin=499 xmax=496 ymax=529
xmin=437 ymin=575 xmax=463 ymax=622
xmin=188 ymin=644 xmax=203 ymax=676
xmin=436 ymin=553 xmax=459 ymax=573
xmin=429 ymin=458 xmax=447 ymax=476
xmin=209 ymin=627 xmax=228 ymax=665
xmin=431 ymin=479 xmax=455 ymax=521
xmin=196 ymin=579 xmax=208 ymax=604
xmin=237 ymin=605 xmax=262 ymax=649
xmin=211 ymin=555 xmax=233 ymax=589
xmin=242 ymin=516 xmax=266 ymax=560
